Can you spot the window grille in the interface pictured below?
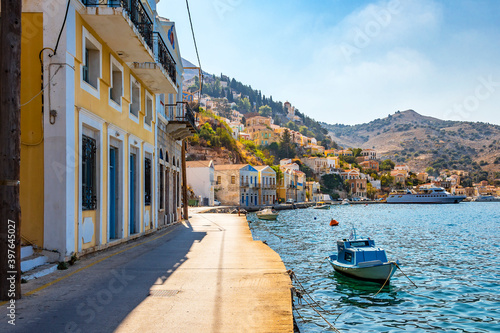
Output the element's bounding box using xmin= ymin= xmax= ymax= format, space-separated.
xmin=82 ymin=135 xmax=97 ymax=210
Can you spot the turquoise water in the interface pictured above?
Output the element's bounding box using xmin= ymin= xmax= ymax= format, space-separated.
xmin=247 ymin=203 xmax=500 ymax=332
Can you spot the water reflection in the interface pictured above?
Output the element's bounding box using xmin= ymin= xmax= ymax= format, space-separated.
xmin=248 ymin=202 xmax=500 ymax=333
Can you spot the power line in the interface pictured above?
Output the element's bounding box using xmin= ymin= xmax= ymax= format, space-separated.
xmin=185 ymin=0 xmax=203 ymax=98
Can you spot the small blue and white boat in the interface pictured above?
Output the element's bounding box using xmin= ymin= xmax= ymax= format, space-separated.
xmin=328 ymin=230 xmax=397 ymax=283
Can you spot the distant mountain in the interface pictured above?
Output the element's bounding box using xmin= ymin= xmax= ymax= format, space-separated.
xmin=322 ymin=110 xmax=500 ymax=174
xmin=181 ymin=58 xmax=211 ymax=81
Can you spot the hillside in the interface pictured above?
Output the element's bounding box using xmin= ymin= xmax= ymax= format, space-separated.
xmin=322 ymin=110 xmax=500 ymax=174
xmin=182 ymin=61 xmax=332 ymax=147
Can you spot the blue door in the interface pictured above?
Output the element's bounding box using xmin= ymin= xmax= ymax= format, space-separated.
xmin=246 ymin=195 xmax=249 ymax=206
xmin=109 ymin=148 xmax=116 ymax=239
xmin=129 ymin=153 xmax=135 ymax=234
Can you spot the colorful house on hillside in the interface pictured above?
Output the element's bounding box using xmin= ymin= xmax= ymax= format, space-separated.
xmin=361 ymin=149 xmax=377 ymax=160
xmin=359 ymin=160 xmax=379 ymax=172
xmin=186 ymin=160 xmax=215 ymax=206
xmin=334 ymin=149 xmax=353 ymax=157
xmin=278 ymin=162 xmax=306 ymax=202
xmin=254 ymin=166 xmax=277 ymax=205
xmin=248 ymin=125 xmax=276 ymax=146
xmin=19 ymin=0 xmax=187 ymax=260
xmin=391 ymin=170 xmax=407 ymax=186
xmin=213 ymin=164 xmax=259 ymax=206
xmin=245 ymin=115 xmax=272 ymax=127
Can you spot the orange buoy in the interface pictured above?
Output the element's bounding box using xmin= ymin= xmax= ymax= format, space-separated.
xmin=329 ymin=219 xmax=339 ymax=226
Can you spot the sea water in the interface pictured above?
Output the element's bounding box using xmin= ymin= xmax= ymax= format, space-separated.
xmin=247 ymin=202 xmax=500 ymax=332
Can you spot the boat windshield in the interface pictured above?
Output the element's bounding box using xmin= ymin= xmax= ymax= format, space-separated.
xmin=350 ymin=240 xmax=370 ymax=247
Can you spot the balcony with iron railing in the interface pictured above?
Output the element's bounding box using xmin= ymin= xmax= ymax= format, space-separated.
xmin=153 ymin=32 xmax=176 ymax=85
xmin=165 ymin=102 xmax=197 ymax=140
xmin=81 ymin=0 xmax=177 ymax=93
xmin=81 ymin=0 xmax=154 ymax=61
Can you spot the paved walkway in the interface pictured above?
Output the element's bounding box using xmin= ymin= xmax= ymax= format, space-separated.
xmin=0 ymin=213 xmax=293 ymax=332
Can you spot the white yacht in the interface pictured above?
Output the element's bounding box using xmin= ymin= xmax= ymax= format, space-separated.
xmin=387 ymin=186 xmax=466 ymax=204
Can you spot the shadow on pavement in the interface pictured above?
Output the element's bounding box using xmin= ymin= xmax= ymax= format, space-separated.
xmin=2 ymin=223 xmax=206 ymax=333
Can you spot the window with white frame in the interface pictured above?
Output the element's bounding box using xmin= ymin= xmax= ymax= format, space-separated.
xmin=145 ymin=92 xmax=153 ymax=127
xmin=109 ymin=56 xmax=123 ymax=106
xmin=130 ymin=77 xmax=140 ymax=118
xmin=82 ymin=28 xmax=101 ymax=91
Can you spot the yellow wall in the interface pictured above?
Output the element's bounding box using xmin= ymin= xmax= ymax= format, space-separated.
xmin=81 ymin=210 xmax=97 ymax=250
xmin=20 ymin=13 xmax=44 ymax=247
xmin=74 ymin=14 xmax=156 ymax=249
xmin=74 ymin=15 xmax=156 ymax=142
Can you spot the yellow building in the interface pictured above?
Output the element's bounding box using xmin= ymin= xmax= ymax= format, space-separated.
xmin=254 ymin=166 xmax=277 ymax=205
xmin=248 ymin=125 xmax=277 ymax=146
xmin=245 ymin=115 xmax=272 ymax=127
xmin=19 ymin=0 xmax=190 ymax=260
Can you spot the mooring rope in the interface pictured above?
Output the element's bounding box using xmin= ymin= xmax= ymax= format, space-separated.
xmin=395 ymin=262 xmax=418 ymax=288
xmin=289 ymin=270 xmax=342 ymax=332
xmin=289 ymin=270 xmax=340 ymax=315
xmin=374 ymin=261 xmax=418 ymax=297
xmin=373 ymin=264 xmax=395 ymax=297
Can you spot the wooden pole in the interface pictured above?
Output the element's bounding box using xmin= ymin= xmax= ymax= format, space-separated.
xmin=181 ymin=139 xmax=189 ymax=220
xmin=0 ymin=0 xmax=23 ymax=301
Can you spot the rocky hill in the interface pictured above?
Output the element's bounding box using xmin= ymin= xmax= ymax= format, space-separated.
xmin=322 ymin=110 xmax=500 ymax=174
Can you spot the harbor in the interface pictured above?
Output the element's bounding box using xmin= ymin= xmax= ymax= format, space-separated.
xmin=0 ymin=212 xmax=293 ymax=332
xmin=248 ymin=202 xmax=500 ymax=332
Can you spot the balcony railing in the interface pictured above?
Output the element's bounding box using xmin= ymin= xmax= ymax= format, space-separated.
xmin=153 ymin=32 xmax=176 ymax=85
xmin=179 ymin=103 xmax=196 ymax=130
xmin=83 ymin=0 xmax=154 ymax=52
xmin=165 ymin=102 xmax=197 ymax=140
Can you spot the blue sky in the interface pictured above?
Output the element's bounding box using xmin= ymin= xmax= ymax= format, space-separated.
xmin=158 ymin=0 xmax=500 ymax=125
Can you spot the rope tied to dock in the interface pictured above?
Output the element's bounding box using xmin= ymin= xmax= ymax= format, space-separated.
xmin=288 ymin=270 xmax=342 ymax=333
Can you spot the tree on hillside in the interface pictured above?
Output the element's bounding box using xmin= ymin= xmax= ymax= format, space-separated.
xmin=425 ymin=166 xmax=438 ymax=177
xmin=285 ymin=121 xmax=299 ymax=132
xmin=380 ymin=159 xmax=395 ymax=171
xmin=352 ymin=148 xmax=362 ymax=157
xmin=278 ymin=129 xmax=296 ymax=159
xmin=258 ymin=105 xmax=272 ymax=117
xmin=271 ymin=165 xmax=283 ymax=187
xmin=237 ymin=97 xmax=251 ymax=113
xmin=321 ymin=174 xmax=344 ymax=192
xmin=381 ymin=174 xmax=395 ymax=187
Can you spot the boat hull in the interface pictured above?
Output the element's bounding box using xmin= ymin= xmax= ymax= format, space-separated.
xmin=313 ymin=205 xmax=330 ymax=210
xmin=256 ymin=214 xmax=278 ymax=220
xmin=328 ymin=257 xmax=397 ymax=283
xmin=386 ymin=195 xmax=466 ymax=204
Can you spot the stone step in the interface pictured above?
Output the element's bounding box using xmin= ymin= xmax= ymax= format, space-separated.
xmin=22 ymin=264 xmax=58 ymax=281
xmin=21 ymin=246 xmax=34 ymax=259
xmin=21 ymin=254 xmax=47 ymax=272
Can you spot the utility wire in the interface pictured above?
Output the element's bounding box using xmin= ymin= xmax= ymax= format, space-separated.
xmin=185 ymin=0 xmax=203 ymax=98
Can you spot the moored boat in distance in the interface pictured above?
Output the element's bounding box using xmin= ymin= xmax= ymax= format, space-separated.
xmin=256 ymin=207 xmax=279 ymax=220
xmin=472 ymin=195 xmax=500 ymax=202
xmin=327 ymin=230 xmax=397 ymax=283
xmin=386 ymin=185 xmax=466 ymax=204
xmin=313 ymin=202 xmax=330 ymax=209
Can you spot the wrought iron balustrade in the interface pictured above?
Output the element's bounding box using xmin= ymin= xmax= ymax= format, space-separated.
xmin=82 ymin=0 xmax=154 ymax=52
xmin=179 ymin=103 xmax=196 ymax=130
xmin=153 ymin=32 xmax=177 ymax=85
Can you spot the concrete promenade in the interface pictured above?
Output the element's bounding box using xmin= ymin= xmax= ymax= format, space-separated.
xmin=0 ymin=212 xmax=293 ymax=332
